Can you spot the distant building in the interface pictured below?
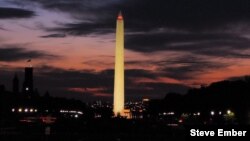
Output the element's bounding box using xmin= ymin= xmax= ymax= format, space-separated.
xmin=142 ymin=98 xmax=150 ymax=103
xmin=13 ymin=74 xmax=19 ymax=94
xmin=123 ymin=109 xmax=132 ymax=119
xmin=23 ymin=67 xmax=33 ymax=95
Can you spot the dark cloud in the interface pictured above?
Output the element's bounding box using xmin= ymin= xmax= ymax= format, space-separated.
xmin=122 ymin=0 xmax=250 ymax=31
xmin=0 ymin=45 xmax=59 ymax=62
xmin=40 ymin=33 xmax=66 ymax=38
xmin=38 ymin=67 xmax=157 ymax=88
xmin=11 ymin=0 xmax=250 ymax=33
xmin=0 ymin=7 xmax=35 ymax=19
xmin=0 ymin=26 xmax=7 ymax=31
xmin=126 ymin=55 xmax=231 ymax=80
xmin=38 ymin=67 xmax=113 ymax=89
xmin=161 ymin=62 xmax=228 ymax=80
xmin=11 ymin=0 xmax=250 ymax=59
xmin=82 ymin=60 xmax=113 ymax=67
xmin=98 ymin=69 xmax=158 ymax=80
xmin=126 ymin=32 xmax=250 ymax=58
xmin=48 ymin=22 xmax=114 ymax=36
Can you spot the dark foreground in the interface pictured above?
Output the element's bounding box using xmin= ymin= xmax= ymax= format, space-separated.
xmin=1 ymin=119 xmax=185 ymax=141
xmin=2 ymin=119 xmax=250 ymax=141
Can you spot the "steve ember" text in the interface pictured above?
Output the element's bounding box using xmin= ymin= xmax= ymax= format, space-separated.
xmin=190 ymin=129 xmax=247 ymax=136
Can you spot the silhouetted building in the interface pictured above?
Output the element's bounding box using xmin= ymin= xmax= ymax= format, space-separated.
xmin=44 ymin=91 xmax=50 ymax=98
xmin=33 ymin=88 xmax=40 ymax=96
xmin=13 ymin=74 xmax=19 ymax=94
xmin=0 ymin=84 xmax=5 ymax=93
xmin=23 ymin=67 xmax=33 ymax=95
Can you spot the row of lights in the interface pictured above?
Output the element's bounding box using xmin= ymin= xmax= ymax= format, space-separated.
xmin=161 ymin=109 xmax=232 ymax=117
xmin=193 ymin=112 xmax=201 ymax=116
xmin=159 ymin=112 xmax=175 ymax=116
xmin=210 ymin=110 xmax=232 ymax=116
xmin=60 ymin=110 xmax=83 ymax=115
xmin=12 ymin=108 xmax=38 ymax=113
xmin=65 ymin=114 xmax=79 ymax=118
xmin=60 ymin=110 xmax=83 ymax=119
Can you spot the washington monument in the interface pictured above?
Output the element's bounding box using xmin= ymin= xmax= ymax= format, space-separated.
xmin=113 ymin=12 xmax=125 ymax=116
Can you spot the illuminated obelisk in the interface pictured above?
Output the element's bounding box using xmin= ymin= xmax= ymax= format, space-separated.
xmin=113 ymin=12 xmax=125 ymax=116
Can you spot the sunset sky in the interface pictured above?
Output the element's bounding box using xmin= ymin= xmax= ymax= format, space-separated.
xmin=1 ymin=0 xmax=250 ymax=101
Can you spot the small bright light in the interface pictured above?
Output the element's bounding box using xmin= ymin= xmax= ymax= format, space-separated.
xmin=34 ymin=109 xmax=37 ymax=112
xmin=18 ymin=108 xmax=22 ymax=112
xmin=77 ymin=111 xmax=83 ymax=115
xmin=163 ymin=112 xmax=167 ymax=115
xmin=25 ymin=87 xmax=29 ymax=91
xmin=219 ymin=111 xmax=222 ymax=115
xmin=12 ymin=108 xmax=15 ymax=112
xmin=24 ymin=108 xmax=28 ymax=112
xmin=227 ymin=110 xmax=231 ymax=114
xmin=75 ymin=114 xmax=78 ymax=118
xmin=30 ymin=108 xmax=33 ymax=112
xmin=210 ymin=111 xmax=215 ymax=116
xmin=197 ymin=112 xmax=200 ymax=116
